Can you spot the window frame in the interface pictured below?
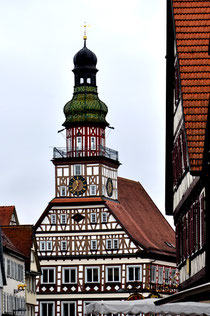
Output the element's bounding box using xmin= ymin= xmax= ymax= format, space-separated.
xmin=106 ymin=266 xmax=121 ymax=283
xmin=61 ymin=240 xmax=67 ymax=251
xmin=51 ymin=214 xmax=56 ymax=224
xmin=101 ymin=212 xmax=107 ymax=223
xmin=62 ymin=267 xmax=77 ymax=284
xmin=158 ymin=267 xmax=163 ymax=284
xmin=90 ymin=185 xmax=96 ymax=196
xmin=74 ymin=164 xmax=82 ymax=176
xmin=60 ymin=214 xmax=67 ymax=224
xmin=150 ymin=265 xmax=156 ymax=283
xmin=76 ymin=136 xmax=82 ymax=150
xmin=61 ymin=301 xmax=76 ymax=316
xmin=91 ymin=136 xmax=96 ymax=150
xmin=41 ymin=267 xmax=55 ymax=284
xmin=40 ymin=241 xmax=46 ymax=251
xmin=85 ymin=267 xmax=100 ymax=283
xmin=60 ymin=186 xmax=67 ymax=197
xmin=91 ymin=240 xmax=97 ymax=250
xmin=126 ymin=265 xmax=142 ymax=282
xmin=106 ymin=239 xmax=112 ymax=250
xmin=90 ymin=213 xmax=97 ymax=224
xmin=40 ymin=301 xmax=55 ymax=316
xmin=113 ymin=239 xmax=119 ymax=249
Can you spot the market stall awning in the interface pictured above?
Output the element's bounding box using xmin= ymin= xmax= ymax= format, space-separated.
xmin=85 ymin=299 xmax=210 ymax=315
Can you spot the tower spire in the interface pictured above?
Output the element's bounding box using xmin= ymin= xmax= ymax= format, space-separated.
xmin=82 ymin=22 xmax=89 ymax=47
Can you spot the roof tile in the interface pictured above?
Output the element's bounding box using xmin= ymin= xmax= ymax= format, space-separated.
xmin=172 ymin=0 xmax=210 ymax=172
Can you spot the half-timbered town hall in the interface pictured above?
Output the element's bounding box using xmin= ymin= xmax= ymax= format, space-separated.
xmin=35 ymin=34 xmax=178 ymax=316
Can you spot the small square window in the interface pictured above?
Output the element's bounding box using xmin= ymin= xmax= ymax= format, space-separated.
xmin=90 ymin=185 xmax=96 ymax=196
xmin=63 ymin=267 xmax=77 ymax=284
xmin=61 ymin=241 xmax=67 ymax=251
xmin=61 ymin=214 xmax=67 ymax=224
xmin=85 ymin=267 xmax=99 ymax=283
xmin=74 ymin=164 xmax=82 ymax=176
xmin=91 ymin=240 xmax=97 ymax=250
xmin=101 ymin=212 xmax=107 ymax=223
xmin=127 ymin=265 xmax=142 ymax=282
xmin=106 ymin=239 xmax=112 ymax=250
xmin=60 ymin=186 xmax=66 ymax=196
xmin=90 ymin=213 xmax=97 ymax=223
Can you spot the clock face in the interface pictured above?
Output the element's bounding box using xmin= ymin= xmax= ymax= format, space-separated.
xmin=69 ymin=176 xmax=87 ymax=196
xmin=106 ymin=178 xmax=113 ymax=197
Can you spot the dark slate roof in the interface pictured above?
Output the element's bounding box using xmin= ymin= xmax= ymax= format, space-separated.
xmin=172 ymin=0 xmax=210 ymax=172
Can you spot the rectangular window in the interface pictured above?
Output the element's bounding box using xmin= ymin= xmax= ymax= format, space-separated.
xmin=151 ymin=265 xmax=156 ymax=283
xmin=47 ymin=241 xmax=52 ymax=251
xmin=62 ymin=267 xmax=77 ymax=284
xmin=61 ymin=214 xmax=67 ymax=224
xmin=85 ymin=267 xmax=99 ymax=283
xmin=87 ymin=78 xmax=91 ymax=84
xmin=165 ymin=268 xmax=170 ymax=284
xmin=171 ymin=269 xmax=176 ymax=285
xmin=62 ymin=302 xmax=76 ymax=316
xmin=74 ymin=164 xmax=82 ymax=176
xmin=40 ymin=241 xmax=46 ymax=251
xmin=158 ymin=267 xmax=163 ymax=284
xmin=91 ymin=137 xmax=96 ymax=150
xmin=51 ymin=214 xmax=56 ymax=224
xmin=127 ymin=265 xmax=142 ymax=282
xmin=106 ymin=239 xmax=112 ymax=250
xmin=91 ymin=240 xmax=97 ymax=250
xmin=60 ymin=186 xmax=66 ymax=196
xmin=76 ymin=136 xmax=82 ymax=150
xmin=61 ymin=241 xmax=67 ymax=251
xmin=90 ymin=185 xmax=96 ymax=196
xmin=7 ymin=259 xmax=11 ymax=277
xmin=67 ymin=137 xmax=72 ymax=151
xmin=41 ymin=268 xmax=55 ymax=284
xmin=113 ymin=239 xmax=119 ymax=249
xmin=90 ymin=213 xmax=97 ymax=223
xmin=40 ymin=302 xmax=55 ymax=316
xmin=101 ymin=212 xmax=107 ymax=223
xmin=106 ymin=266 xmax=120 ymax=283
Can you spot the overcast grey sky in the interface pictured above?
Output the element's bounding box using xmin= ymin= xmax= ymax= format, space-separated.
xmin=0 ymin=0 xmax=173 ymax=226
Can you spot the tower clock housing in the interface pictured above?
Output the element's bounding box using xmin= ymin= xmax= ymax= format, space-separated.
xmin=52 ymin=39 xmax=120 ymax=200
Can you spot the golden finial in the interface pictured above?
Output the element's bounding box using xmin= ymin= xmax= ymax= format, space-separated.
xmin=82 ymin=22 xmax=90 ymax=45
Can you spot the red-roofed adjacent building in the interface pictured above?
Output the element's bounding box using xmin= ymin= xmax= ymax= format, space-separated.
xmin=165 ymin=0 xmax=210 ymax=292
xmin=0 ymin=206 xmax=19 ymax=226
xmin=2 ymin=225 xmax=41 ymax=316
xmin=35 ymin=39 xmax=178 ymax=316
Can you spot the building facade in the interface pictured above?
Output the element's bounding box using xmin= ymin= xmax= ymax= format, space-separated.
xmin=35 ymin=37 xmax=178 ymax=316
xmin=165 ymin=0 xmax=210 ymax=291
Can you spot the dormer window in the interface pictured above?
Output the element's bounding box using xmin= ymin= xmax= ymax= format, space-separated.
xmin=80 ymin=78 xmax=84 ymax=84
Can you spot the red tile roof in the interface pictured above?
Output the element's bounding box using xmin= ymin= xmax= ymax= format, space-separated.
xmin=2 ymin=225 xmax=34 ymax=271
xmin=172 ymin=0 xmax=210 ymax=172
xmin=106 ymin=178 xmax=176 ymax=257
xmin=0 ymin=206 xmax=19 ymax=225
xmin=1 ymin=230 xmax=25 ymax=258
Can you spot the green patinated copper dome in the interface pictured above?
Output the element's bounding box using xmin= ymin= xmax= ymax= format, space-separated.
xmin=63 ymin=41 xmax=109 ymax=127
xmin=63 ymin=86 xmax=108 ymax=127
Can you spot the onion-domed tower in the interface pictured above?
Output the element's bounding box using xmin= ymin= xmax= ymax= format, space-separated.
xmin=53 ymin=36 xmax=120 ymax=199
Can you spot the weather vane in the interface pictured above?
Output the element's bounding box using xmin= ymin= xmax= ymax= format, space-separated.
xmin=82 ymin=22 xmax=90 ymax=45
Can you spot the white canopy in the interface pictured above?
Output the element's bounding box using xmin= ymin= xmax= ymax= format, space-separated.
xmin=85 ymin=299 xmax=210 ymax=316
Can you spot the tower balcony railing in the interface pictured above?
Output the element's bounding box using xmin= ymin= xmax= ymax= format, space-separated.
xmin=53 ymin=145 xmax=119 ymax=161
